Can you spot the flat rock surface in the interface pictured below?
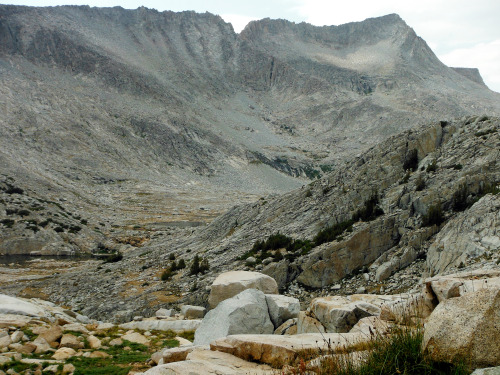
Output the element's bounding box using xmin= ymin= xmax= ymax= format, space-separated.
xmin=144 ymin=347 xmax=273 ymax=374
xmin=211 ymin=332 xmax=366 ymax=366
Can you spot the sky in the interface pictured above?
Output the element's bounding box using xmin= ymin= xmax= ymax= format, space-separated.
xmin=4 ymin=0 xmax=500 ymax=92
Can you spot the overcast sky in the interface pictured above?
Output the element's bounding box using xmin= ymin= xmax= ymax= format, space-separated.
xmin=4 ymin=0 xmax=500 ymax=92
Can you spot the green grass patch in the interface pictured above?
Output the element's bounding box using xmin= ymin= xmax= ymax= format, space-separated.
xmin=178 ymin=330 xmax=195 ymax=342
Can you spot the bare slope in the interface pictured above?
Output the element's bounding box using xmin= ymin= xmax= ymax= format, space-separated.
xmin=0 ymin=6 xmax=499 ymax=259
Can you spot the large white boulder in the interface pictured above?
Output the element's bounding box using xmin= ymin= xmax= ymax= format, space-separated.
xmin=264 ymin=294 xmax=300 ymax=328
xmin=194 ymin=289 xmax=274 ymax=346
xmin=310 ymin=296 xmax=380 ymax=333
xmin=423 ymin=288 xmax=500 ymax=368
xmin=208 ymin=271 xmax=278 ymax=309
xmin=0 ymin=294 xmax=49 ymax=318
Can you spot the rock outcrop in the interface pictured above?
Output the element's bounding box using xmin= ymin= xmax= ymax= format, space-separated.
xmin=426 ymin=194 xmax=500 ymax=275
xmin=194 ymin=289 xmax=274 ymax=345
xmin=208 ymin=271 xmax=278 ymax=309
xmin=423 ymin=288 xmax=500 ymax=367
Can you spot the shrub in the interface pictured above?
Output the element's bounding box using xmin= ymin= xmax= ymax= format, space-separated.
xmin=17 ymin=209 xmax=32 ymax=217
xmin=452 ymin=184 xmax=469 ymax=212
xmin=352 ymin=193 xmax=384 ymax=222
xmin=286 ymin=322 xmax=469 ymax=375
xmin=422 ymin=203 xmax=444 ymax=227
xmin=415 ymin=175 xmax=426 ymax=191
xmin=104 ymin=252 xmax=123 ymax=263
xmin=314 ymin=219 xmax=354 ymax=247
xmin=4 ymin=185 xmax=24 ymax=195
xmin=190 ymin=255 xmax=209 ymax=275
xmin=161 ymin=268 xmax=173 ymax=281
xmin=177 ymin=259 xmax=186 ymax=269
xmin=0 ymin=219 xmax=15 ymax=228
xmin=426 ymin=159 xmax=437 ymax=173
xmin=169 ymin=253 xmax=176 ymax=260
xmin=403 ymin=149 xmax=419 ymax=171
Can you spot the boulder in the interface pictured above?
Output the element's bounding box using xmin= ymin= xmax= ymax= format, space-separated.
xmin=144 ymin=347 xmax=273 ymax=374
xmin=59 ymin=334 xmax=83 ymax=350
xmin=155 ymin=309 xmax=173 ymax=318
xmin=274 ymin=319 xmax=297 ymax=335
xmin=119 ymin=319 xmax=201 ymax=333
xmin=122 ymin=331 xmax=150 ymax=346
xmin=87 ymin=335 xmax=101 ymax=349
xmin=10 ymin=331 xmax=24 ymax=344
xmin=52 ymin=347 xmax=76 ymax=360
xmin=0 ymin=294 xmax=49 ymax=318
xmin=423 ymin=288 xmax=500 ymax=367
xmin=0 ymin=333 xmax=12 ymax=349
xmin=180 ymin=305 xmax=205 ymax=320
xmin=265 ymin=294 xmax=300 ymax=328
xmin=297 ymin=216 xmax=399 ymax=288
xmin=61 ymin=323 xmax=88 ymax=334
xmin=426 ymin=195 xmax=500 ymax=275
xmin=208 ymin=271 xmax=278 ymax=309
xmin=194 ymin=289 xmax=274 ymax=346
xmin=471 ymin=368 xmax=500 ymax=375
xmin=211 ymin=332 xmax=367 ymax=366
xmin=38 ymin=325 xmax=63 ymax=344
xmin=310 ymin=296 xmax=380 ymax=333
xmin=296 ymin=311 xmax=325 ymax=334
xmin=33 ymin=337 xmax=51 ymax=353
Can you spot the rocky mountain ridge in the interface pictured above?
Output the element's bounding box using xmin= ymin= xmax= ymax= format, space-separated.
xmin=1 ymin=6 xmax=499 ymax=244
xmin=0 ymin=6 xmax=499 ymax=323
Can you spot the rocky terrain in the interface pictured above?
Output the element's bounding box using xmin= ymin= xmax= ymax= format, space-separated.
xmin=1 ymin=6 xmax=500 ymax=257
xmin=1 ymin=270 xmax=500 ymax=374
xmin=0 ymin=6 xmax=499 ymax=371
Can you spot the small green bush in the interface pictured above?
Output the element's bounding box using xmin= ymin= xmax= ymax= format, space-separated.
xmin=189 ymin=255 xmax=209 ymax=275
xmin=426 ymin=159 xmax=437 ymax=173
xmin=104 ymin=252 xmax=123 ymax=263
xmin=403 ymin=149 xmax=419 ymax=171
xmin=352 ymin=193 xmax=384 ymax=222
xmin=415 ymin=175 xmax=426 ymax=191
xmin=18 ymin=209 xmax=30 ymax=217
xmin=4 ymin=185 xmax=24 ymax=195
xmin=422 ymin=203 xmax=444 ymax=227
xmin=0 ymin=219 xmax=15 ymax=228
xmin=452 ymin=184 xmax=469 ymax=212
xmin=314 ymin=219 xmax=354 ymax=247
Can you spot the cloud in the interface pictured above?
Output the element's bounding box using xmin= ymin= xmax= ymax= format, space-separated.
xmin=220 ymin=14 xmax=258 ymax=33
xmin=440 ymin=39 xmax=500 ymax=92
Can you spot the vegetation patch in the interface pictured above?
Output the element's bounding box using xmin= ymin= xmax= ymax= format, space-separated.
xmin=403 ymin=149 xmax=419 ymax=171
xmin=422 ymin=203 xmax=444 ymax=227
xmin=286 ymin=325 xmax=469 ymax=375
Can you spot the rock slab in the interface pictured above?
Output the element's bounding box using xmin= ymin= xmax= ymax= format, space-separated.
xmin=208 ymin=271 xmax=278 ymax=309
xmin=423 ymin=288 xmax=500 ymax=367
xmin=194 ymin=289 xmax=274 ymax=346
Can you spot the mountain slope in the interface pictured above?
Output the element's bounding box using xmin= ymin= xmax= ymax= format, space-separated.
xmin=0 ymin=5 xmax=499 ymax=260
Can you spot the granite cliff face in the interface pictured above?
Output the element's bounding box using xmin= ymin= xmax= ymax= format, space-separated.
xmin=0 ymin=6 xmax=499 ymax=320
